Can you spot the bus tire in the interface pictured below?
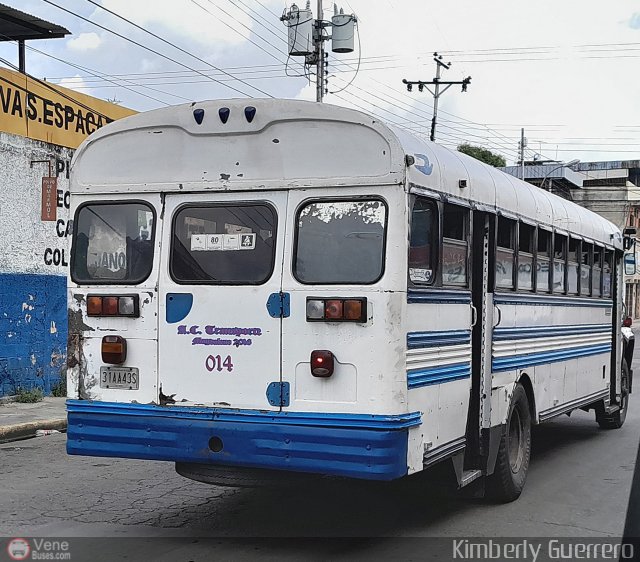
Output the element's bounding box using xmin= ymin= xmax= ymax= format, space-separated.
xmin=597 ymin=361 xmax=630 ymax=430
xmin=487 ymin=383 xmax=531 ymax=503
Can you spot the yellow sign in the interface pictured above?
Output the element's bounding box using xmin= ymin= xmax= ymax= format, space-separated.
xmin=0 ymin=67 xmax=136 ymax=149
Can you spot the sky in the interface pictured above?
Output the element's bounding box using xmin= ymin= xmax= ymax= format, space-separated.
xmin=2 ymin=0 xmax=640 ymax=165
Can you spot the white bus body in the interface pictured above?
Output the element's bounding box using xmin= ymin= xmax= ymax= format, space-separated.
xmin=66 ymin=99 xmax=632 ymax=499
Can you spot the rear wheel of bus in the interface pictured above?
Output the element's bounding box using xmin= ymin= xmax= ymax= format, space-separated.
xmin=596 ymin=360 xmax=630 ymax=430
xmin=487 ymin=383 xmax=531 ymax=503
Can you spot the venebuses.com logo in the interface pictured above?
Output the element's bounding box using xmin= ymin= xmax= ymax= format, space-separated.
xmin=6 ymin=538 xmax=71 ymax=560
xmin=6 ymin=539 xmax=30 ymax=561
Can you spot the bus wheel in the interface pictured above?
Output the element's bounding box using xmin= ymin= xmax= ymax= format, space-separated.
xmin=597 ymin=361 xmax=630 ymax=430
xmin=487 ymin=383 xmax=531 ymax=503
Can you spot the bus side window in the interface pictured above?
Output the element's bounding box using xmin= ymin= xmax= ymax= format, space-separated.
xmin=553 ymin=233 xmax=567 ymax=294
xmin=518 ymin=222 xmax=535 ymax=291
xmin=581 ymin=242 xmax=593 ymax=296
xmin=409 ymin=198 xmax=436 ymax=285
xmin=603 ymin=249 xmax=613 ymax=298
xmin=442 ymin=204 xmax=469 ymax=287
xmin=496 ymin=216 xmax=515 ymax=290
xmin=593 ymin=246 xmax=603 ymax=297
xmin=567 ymin=237 xmax=580 ymax=295
xmin=537 ymin=229 xmax=551 ymax=293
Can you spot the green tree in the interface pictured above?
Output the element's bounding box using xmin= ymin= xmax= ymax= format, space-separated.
xmin=457 ymin=143 xmax=506 ymax=167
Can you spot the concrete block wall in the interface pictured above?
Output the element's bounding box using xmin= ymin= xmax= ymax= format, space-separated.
xmin=0 ymin=132 xmax=73 ymax=396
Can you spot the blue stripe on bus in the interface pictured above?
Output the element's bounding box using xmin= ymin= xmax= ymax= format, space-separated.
xmin=492 ymin=343 xmax=612 ymax=372
xmin=66 ymin=401 xmax=417 ymax=481
xmin=407 ymin=363 xmax=471 ymax=389
xmin=407 ymin=289 xmax=472 ymax=304
xmin=493 ymin=293 xmax=613 ymax=308
xmin=407 ymin=330 xmax=471 ymax=349
xmin=493 ymin=323 xmax=612 ymax=341
xmin=66 ymin=400 xmax=422 ymax=430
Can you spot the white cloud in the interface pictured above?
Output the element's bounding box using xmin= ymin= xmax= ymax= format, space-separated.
xmin=67 ymin=32 xmax=102 ymax=51
xmin=57 ymin=75 xmax=89 ymax=93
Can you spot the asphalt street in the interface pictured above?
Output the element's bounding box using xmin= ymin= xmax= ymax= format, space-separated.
xmin=2 ymin=359 xmax=639 ymax=561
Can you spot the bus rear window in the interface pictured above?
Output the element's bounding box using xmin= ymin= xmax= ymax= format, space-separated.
xmin=294 ymin=199 xmax=387 ymax=284
xmin=171 ymin=204 xmax=276 ymax=285
xmin=71 ymin=202 xmax=155 ymax=284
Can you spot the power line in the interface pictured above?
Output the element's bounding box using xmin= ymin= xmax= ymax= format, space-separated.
xmin=16 ymin=39 xmax=186 ymax=106
xmin=42 ymin=0 xmax=269 ymax=98
xmin=0 ymin=55 xmax=112 ymax=119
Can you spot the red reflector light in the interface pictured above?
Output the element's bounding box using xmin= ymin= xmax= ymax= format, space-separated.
xmin=101 ymin=335 xmax=127 ymax=364
xmin=325 ymin=300 xmax=344 ymax=320
xmin=87 ymin=296 xmax=103 ymax=316
xmin=103 ymin=297 xmax=119 ymax=316
xmin=623 ymin=317 xmax=633 ymax=328
xmin=311 ymin=350 xmax=334 ymax=377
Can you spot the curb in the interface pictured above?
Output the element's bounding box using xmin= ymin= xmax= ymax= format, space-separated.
xmin=0 ymin=418 xmax=67 ymax=442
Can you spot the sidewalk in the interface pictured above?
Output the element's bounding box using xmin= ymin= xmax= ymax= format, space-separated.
xmin=0 ymin=397 xmax=67 ymax=442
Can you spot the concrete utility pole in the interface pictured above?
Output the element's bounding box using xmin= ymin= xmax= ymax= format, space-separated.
xmin=315 ymin=0 xmax=325 ymax=102
xmin=519 ymin=128 xmax=527 ymax=180
xmin=403 ymin=53 xmax=471 ymax=142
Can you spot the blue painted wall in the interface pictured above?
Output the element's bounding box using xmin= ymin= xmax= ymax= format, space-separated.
xmin=0 ymin=273 xmax=67 ymax=396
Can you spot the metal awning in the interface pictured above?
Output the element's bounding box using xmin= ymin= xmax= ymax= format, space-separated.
xmin=0 ymin=3 xmax=69 ymax=41
xmin=0 ymin=3 xmax=70 ymax=72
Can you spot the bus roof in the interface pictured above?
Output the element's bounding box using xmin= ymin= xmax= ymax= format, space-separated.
xmin=71 ymin=98 xmax=621 ymax=249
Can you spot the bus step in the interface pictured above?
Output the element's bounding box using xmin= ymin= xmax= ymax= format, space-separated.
xmin=459 ymin=469 xmax=483 ymax=488
xmin=604 ymin=404 xmax=621 ymax=415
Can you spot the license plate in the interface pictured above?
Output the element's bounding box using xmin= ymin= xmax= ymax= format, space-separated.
xmin=100 ymin=366 xmax=139 ymax=390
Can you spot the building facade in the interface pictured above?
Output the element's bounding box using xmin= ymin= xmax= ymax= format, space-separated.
xmin=0 ymin=66 xmax=134 ymax=397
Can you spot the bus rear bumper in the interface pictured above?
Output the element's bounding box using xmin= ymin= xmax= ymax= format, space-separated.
xmin=66 ymin=400 xmax=421 ymax=481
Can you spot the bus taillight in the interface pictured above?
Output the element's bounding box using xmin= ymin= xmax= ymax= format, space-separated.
xmin=87 ymin=295 xmax=140 ymax=317
xmin=311 ymin=350 xmax=334 ymax=377
xmin=306 ymin=297 xmax=367 ymax=323
xmin=102 ymin=335 xmax=127 ymax=364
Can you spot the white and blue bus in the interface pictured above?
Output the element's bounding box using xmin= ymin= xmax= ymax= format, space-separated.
xmin=66 ymin=99 xmax=633 ymax=501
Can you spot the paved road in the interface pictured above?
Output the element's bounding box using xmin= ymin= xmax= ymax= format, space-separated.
xmin=2 ymin=362 xmax=639 ymax=560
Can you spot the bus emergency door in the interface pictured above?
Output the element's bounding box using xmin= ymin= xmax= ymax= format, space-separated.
xmin=158 ymin=192 xmax=288 ymax=410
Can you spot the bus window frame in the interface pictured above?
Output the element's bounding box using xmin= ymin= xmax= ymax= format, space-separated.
xmin=495 ymin=214 xmax=517 ymax=291
xmin=70 ymin=199 xmax=157 ymax=286
xmin=292 ymin=196 xmax=389 ymax=286
xmin=537 ymin=226 xmax=553 ymax=294
xmin=552 ymin=231 xmax=568 ymax=295
xmin=169 ymin=201 xmax=279 ymax=286
xmin=593 ymin=244 xmax=604 ymax=298
xmin=441 ymin=202 xmax=471 ymax=288
xmin=581 ymin=241 xmax=593 ymax=297
xmin=567 ymin=236 xmax=581 ymax=296
xmin=517 ymin=220 xmax=536 ymax=293
xmin=408 ymin=195 xmax=439 ymax=287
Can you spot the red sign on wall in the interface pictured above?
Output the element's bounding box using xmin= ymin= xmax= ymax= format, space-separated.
xmin=41 ymin=177 xmax=57 ymax=221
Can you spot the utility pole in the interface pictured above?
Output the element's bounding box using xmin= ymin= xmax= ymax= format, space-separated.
xmin=315 ymin=0 xmax=326 ymax=102
xmin=519 ymin=128 xmax=527 ymax=180
xmin=281 ymin=2 xmax=357 ymax=103
xmin=403 ymin=53 xmax=471 ymax=142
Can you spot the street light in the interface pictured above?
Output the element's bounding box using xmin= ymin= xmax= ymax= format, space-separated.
xmin=540 ymin=159 xmax=581 ymax=191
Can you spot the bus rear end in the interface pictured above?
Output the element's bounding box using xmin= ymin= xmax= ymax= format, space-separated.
xmin=66 ymin=99 xmax=417 ymax=483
